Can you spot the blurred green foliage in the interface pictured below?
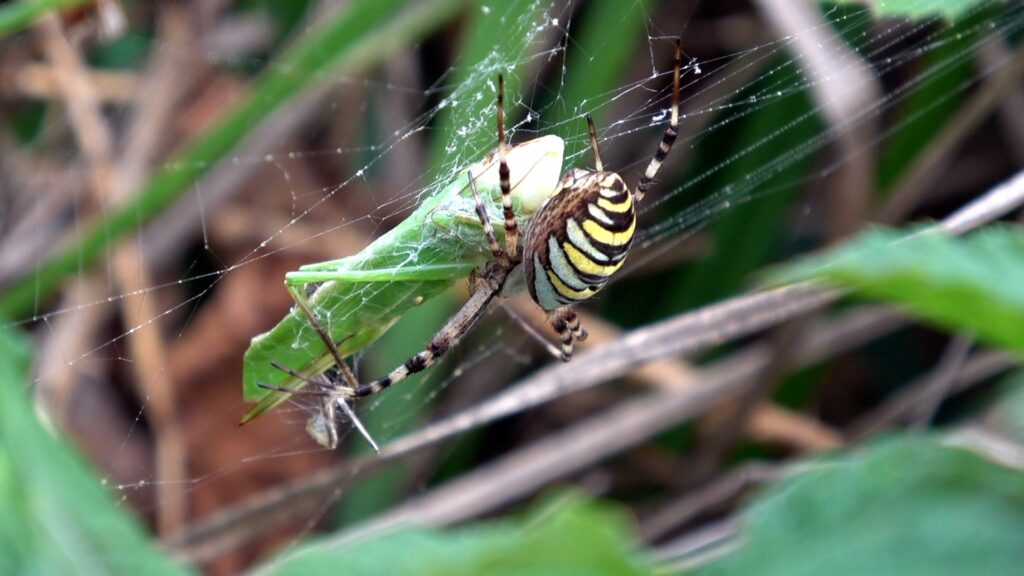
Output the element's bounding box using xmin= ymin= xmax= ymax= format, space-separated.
xmin=272 ymin=493 xmax=657 ymax=576
xmin=0 ymin=0 xmax=89 ymax=38
xmin=0 ymin=326 xmax=187 ymax=575
xmin=696 ymin=437 xmax=1024 ymax=576
xmin=767 ymin=225 xmax=1024 ymax=359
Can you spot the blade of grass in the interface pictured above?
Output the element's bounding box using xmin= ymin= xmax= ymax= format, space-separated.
xmin=549 ymin=0 xmax=656 ymax=160
xmin=0 ymin=0 xmax=470 ymax=319
xmin=0 ymin=0 xmax=89 ymax=38
xmin=427 ymin=0 xmax=551 ymax=169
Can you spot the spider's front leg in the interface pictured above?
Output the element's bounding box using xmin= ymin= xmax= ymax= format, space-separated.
xmin=496 ymin=74 xmax=521 ymax=263
xmin=351 ymin=263 xmax=506 ymax=398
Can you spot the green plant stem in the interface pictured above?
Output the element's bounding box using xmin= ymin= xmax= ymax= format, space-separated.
xmin=0 ymin=0 xmax=469 ymax=319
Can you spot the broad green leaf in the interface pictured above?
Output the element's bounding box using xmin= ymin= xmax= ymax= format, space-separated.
xmin=0 ymin=326 xmax=187 ymax=575
xmin=822 ymin=0 xmax=998 ymax=21
xmin=698 ymin=437 xmax=1024 ymax=576
xmin=266 ymin=494 xmax=655 ymax=576
xmin=766 ymin=225 xmax=1024 ymax=358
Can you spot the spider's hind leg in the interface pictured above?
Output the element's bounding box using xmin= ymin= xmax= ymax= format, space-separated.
xmin=549 ymin=307 xmax=587 ymax=361
xmin=352 ymin=271 xmax=505 ymax=398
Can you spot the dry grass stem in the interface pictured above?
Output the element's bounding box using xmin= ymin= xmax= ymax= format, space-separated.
xmin=13 ymin=63 xmax=138 ymax=103
xmin=880 ymin=39 xmax=1024 ymax=224
xmin=756 ymin=0 xmax=880 ymax=239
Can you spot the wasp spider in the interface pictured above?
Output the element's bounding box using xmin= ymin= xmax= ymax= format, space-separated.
xmin=262 ymin=41 xmax=683 ymax=450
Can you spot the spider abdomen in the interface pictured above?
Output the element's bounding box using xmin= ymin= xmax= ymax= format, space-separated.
xmin=524 ymin=170 xmax=636 ymax=311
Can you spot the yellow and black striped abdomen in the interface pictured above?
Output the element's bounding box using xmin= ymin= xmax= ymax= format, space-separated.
xmin=524 ymin=170 xmax=636 ymax=311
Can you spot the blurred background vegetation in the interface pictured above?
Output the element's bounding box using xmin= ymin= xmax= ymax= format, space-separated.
xmin=1 ymin=0 xmax=1023 ymax=574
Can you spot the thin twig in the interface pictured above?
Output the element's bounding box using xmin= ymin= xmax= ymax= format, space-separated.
xmin=652 ymin=518 xmax=742 ymax=574
xmin=909 ymin=334 xmax=974 ymax=427
xmin=34 ymin=8 xmax=193 ymax=536
xmin=847 ymin=350 xmax=1015 ymax=441
xmin=169 ymin=301 xmax=904 ymax=562
xmin=254 ymin=348 xmax=769 ymax=573
xmin=639 ymin=462 xmax=781 ymax=543
xmin=34 ymin=13 xmax=116 ymax=200
xmin=12 ymin=63 xmax=137 ymax=103
xmin=945 ymin=425 xmax=1024 ymax=472
xmin=746 ymin=403 xmax=843 ymax=453
xmin=939 ymin=169 xmax=1024 ymax=234
xmin=691 ymin=320 xmax=805 ymax=480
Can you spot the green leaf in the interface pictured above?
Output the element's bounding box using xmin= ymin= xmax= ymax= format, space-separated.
xmin=766 ymin=225 xmax=1024 ymax=358
xmin=821 ymin=0 xmax=999 ymax=21
xmin=267 ymin=494 xmax=656 ymax=576
xmin=698 ymin=437 xmax=1024 ymax=576
xmin=0 ymin=325 xmax=187 ymax=575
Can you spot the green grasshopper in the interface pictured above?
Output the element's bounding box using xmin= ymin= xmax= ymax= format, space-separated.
xmin=241 ymin=136 xmax=566 ymax=441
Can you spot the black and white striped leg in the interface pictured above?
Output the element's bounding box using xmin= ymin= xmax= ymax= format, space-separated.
xmin=496 ymin=74 xmax=520 ymax=261
xmin=352 ymin=280 xmax=503 ymax=397
xmin=549 ymin=307 xmax=586 ymax=361
xmin=636 ymin=39 xmax=683 ymax=203
xmin=568 ymin=310 xmax=588 ymax=342
xmin=467 ymin=170 xmax=504 ymax=260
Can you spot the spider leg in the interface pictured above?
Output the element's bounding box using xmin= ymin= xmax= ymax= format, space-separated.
xmin=334 ymin=398 xmax=380 ymax=453
xmin=548 ymin=307 xmax=587 ymax=361
xmin=636 ymin=39 xmax=683 ymax=203
xmin=257 ymin=382 xmax=330 ymax=397
xmin=498 ymin=301 xmax=564 ymax=360
xmin=586 ymin=114 xmax=603 ymax=171
xmin=352 ymin=279 xmax=503 ymax=397
xmin=284 ymin=284 xmax=361 ymax=390
xmin=270 ymin=359 xmax=380 ymax=452
xmin=268 ymin=360 xmax=341 ymax=393
xmin=496 ymin=74 xmax=520 ymax=262
xmin=467 ymin=170 xmax=504 ymax=260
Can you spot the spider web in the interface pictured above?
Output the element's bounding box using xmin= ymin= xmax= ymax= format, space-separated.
xmin=0 ymin=0 xmax=1021 ymax=567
